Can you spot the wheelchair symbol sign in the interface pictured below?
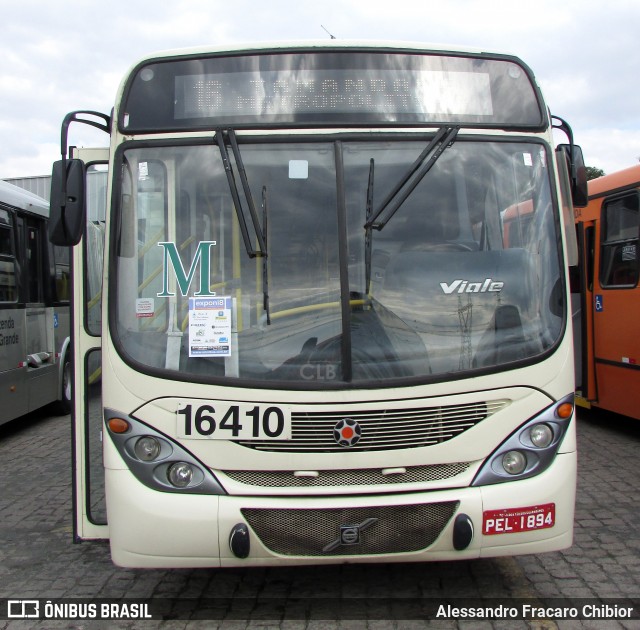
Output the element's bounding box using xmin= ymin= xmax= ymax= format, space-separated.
xmin=595 ymin=295 xmax=603 ymax=312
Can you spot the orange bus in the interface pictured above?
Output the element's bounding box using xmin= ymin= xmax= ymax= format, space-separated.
xmin=573 ymin=164 xmax=640 ymax=419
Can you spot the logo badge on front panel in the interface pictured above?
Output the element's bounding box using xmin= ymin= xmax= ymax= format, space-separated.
xmin=333 ymin=418 xmax=362 ymax=447
xmin=322 ymin=518 xmax=379 ymax=552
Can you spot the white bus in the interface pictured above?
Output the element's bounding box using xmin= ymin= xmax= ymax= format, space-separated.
xmin=0 ymin=179 xmax=71 ymax=425
xmin=50 ymin=41 xmax=587 ymax=568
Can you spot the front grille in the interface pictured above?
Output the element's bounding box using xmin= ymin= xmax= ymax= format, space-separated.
xmin=236 ymin=399 xmax=508 ymax=452
xmin=242 ymin=502 xmax=459 ymax=556
xmin=223 ymin=462 xmax=470 ymax=488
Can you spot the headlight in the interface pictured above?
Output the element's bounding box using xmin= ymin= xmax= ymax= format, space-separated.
xmin=134 ymin=436 xmax=162 ymax=461
xmin=168 ymin=462 xmax=194 ymax=488
xmin=472 ymin=393 xmax=574 ymax=486
xmin=529 ymin=423 xmax=553 ymax=448
xmin=502 ymin=450 xmax=527 ymax=475
xmin=105 ymin=409 xmax=226 ymax=495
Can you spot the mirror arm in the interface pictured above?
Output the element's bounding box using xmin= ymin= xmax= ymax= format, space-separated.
xmin=552 ymin=115 xmax=577 ymax=180
xmin=59 ymin=111 xmax=111 ymax=211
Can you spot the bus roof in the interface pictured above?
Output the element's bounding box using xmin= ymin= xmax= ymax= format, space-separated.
xmin=588 ymin=164 xmax=640 ymax=200
xmin=0 ymin=179 xmax=49 ymax=217
xmin=132 ymin=39 xmax=510 ymax=64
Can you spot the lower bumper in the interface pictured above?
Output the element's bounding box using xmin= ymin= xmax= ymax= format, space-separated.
xmin=106 ymin=452 xmax=576 ymax=568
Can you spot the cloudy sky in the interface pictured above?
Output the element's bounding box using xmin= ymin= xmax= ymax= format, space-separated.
xmin=1 ymin=0 xmax=639 ymax=179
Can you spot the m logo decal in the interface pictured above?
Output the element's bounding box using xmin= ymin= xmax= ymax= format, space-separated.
xmin=157 ymin=241 xmax=217 ymax=297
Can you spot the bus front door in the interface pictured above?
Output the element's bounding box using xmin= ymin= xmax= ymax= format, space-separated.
xmin=575 ymin=220 xmax=597 ymax=407
xmin=71 ymin=149 xmax=109 ymax=541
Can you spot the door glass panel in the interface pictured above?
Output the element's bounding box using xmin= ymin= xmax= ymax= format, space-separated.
xmin=85 ymin=164 xmax=107 ymax=336
xmin=86 ymin=348 xmax=106 ymax=525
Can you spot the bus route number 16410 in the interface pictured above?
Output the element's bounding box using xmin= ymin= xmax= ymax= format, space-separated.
xmin=176 ymin=401 xmax=292 ymax=440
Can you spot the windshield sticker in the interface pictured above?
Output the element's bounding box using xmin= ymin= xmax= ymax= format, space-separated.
xmin=522 ymin=153 xmax=533 ymax=167
xmin=136 ymin=298 xmax=155 ymax=318
xmin=138 ymin=161 xmax=149 ymax=180
xmin=289 ymin=160 xmax=309 ymax=179
xmin=622 ymin=244 xmax=636 ymax=261
xmin=188 ymin=297 xmax=232 ymax=357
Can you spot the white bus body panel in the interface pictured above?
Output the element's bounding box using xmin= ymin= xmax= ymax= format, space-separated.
xmin=105 ymin=452 xmax=575 ymax=568
xmin=101 ymin=333 xmax=576 ymax=568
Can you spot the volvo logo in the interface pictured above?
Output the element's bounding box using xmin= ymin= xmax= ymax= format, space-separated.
xmin=333 ymin=418 xmax=362 ymax=447
xmin=322 ymin=518 xmax=379 ymax=552
xmin=340 ymin=526 xmax=360 ymax=545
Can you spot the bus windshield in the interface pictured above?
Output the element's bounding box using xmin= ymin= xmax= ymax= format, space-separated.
xmin=113 ymin=136 xmax=563 ymax=387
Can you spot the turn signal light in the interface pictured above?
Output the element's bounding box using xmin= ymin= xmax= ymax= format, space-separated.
xmin=556 ymin=402 xmax=573 ymax=419
xmin=108 ymin=417 xmax=130 ymax=434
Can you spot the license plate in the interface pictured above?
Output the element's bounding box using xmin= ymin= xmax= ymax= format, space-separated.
xmin=176 ymin=401 xmax=291 ymax=440
xmin=483 ymin=503 xmax=555 ymax=535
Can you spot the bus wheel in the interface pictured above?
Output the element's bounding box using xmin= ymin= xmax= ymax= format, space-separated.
xmin=51 ymin=353 xmax=72 ymax=415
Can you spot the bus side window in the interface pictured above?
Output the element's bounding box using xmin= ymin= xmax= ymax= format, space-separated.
xmin=0 ymin=210 xmax=17 ymax=302
xmin=26 ymin=220 xmax=45 ymax=303
xmin=53 ymin=244 xmax=70 ymax=302
xmin=600 ymin=193 xmax=639 ymax=288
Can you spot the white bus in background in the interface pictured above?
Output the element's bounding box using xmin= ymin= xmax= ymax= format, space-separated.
xmin=50 ymin=41 xmax=587 ymax=567
xmin=0 ymin=179 xmax=71 ymax=425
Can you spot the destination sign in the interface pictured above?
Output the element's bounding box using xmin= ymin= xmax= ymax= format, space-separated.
xmin=122 ymin=50 xmax=543 ymax=130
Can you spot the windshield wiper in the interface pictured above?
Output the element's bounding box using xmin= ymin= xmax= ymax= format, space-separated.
xmin=215 ymin=128 xmax=266 ymax=258
xmin=261 ymin=186 xmax=271 ymax=325
xmin=365 ymin=157 xmax=374 ymax=295
xmin=364 ymin=126 xmax=459 ymax=231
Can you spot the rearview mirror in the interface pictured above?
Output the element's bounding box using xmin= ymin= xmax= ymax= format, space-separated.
xmin=49 ymin=159 xmax=86 ymax=246
xmin=557 ymin=144 xmax=588 ymax=208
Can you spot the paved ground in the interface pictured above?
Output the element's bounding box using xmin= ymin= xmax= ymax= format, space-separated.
xmin=0 ymin=405 xmax=638 ymax=629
